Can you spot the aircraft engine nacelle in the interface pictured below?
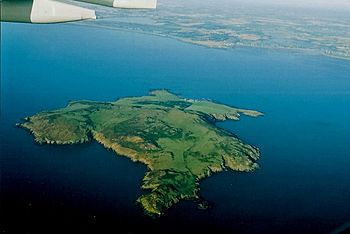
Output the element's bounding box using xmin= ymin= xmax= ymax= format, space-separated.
xmin=0 ymin=0 xmax=96 ymax=23
xmin=78 ymin=0 xmax=157 ymax=9
xmin=112 ymin=0 xmax=157 ymax=9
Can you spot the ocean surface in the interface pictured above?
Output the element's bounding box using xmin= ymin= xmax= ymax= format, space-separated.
xmin=1 ymin=22 xmax=350 ymax=234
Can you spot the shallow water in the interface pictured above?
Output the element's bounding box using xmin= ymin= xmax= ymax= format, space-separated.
xmin=1 ymin=22 xmax=350 ymax=233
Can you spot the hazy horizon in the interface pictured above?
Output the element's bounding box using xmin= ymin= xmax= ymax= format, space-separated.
xmin=160 ymin=0 xmax=350 ymax=11
xmin=253 ymin=0 xmax=350 ymax=9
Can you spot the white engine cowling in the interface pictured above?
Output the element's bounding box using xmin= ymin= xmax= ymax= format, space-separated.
xmin=31 ymin=0 xmax=96 ymax=23
xmin=112 ymin=0 xmax=157 ymax=9
xmin=0 ymin=0 xmax=96 ymax=23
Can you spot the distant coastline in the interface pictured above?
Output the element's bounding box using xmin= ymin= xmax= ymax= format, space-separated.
xmin=71 ymin=22 xmax=350 ymax=61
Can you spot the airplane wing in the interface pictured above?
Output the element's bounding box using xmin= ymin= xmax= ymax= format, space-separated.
xmin=0 ymin=0 xmax=157 ymax=23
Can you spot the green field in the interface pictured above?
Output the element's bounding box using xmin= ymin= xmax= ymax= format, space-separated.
xmin=19 ymin=90 xmax=263 ymax=216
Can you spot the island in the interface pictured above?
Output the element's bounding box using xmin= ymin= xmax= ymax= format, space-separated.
xmin=18 ymin=90 xmax=263 ymax=216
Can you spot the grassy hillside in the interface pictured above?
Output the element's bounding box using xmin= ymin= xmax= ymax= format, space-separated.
xmin=19 ymin=90 xmax=263 ymax=216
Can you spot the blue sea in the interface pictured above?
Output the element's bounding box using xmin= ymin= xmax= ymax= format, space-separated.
xmin=1 ymin=23 xmax=350 ymax=234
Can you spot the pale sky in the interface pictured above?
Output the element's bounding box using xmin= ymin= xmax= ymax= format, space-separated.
xmin=241 ymin=0 xmax=350 ymax=9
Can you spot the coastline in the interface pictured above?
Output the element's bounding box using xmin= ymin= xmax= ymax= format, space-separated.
xmin=71 ymin=22 xmax=350 ymax=62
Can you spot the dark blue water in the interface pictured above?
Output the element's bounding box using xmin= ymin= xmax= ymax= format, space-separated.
xmin=1 ymin=23 xmax=350 ymax=234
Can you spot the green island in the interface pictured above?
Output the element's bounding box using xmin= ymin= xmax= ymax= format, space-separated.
xmin=19 ymin=90 xmax=263 ymax=216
